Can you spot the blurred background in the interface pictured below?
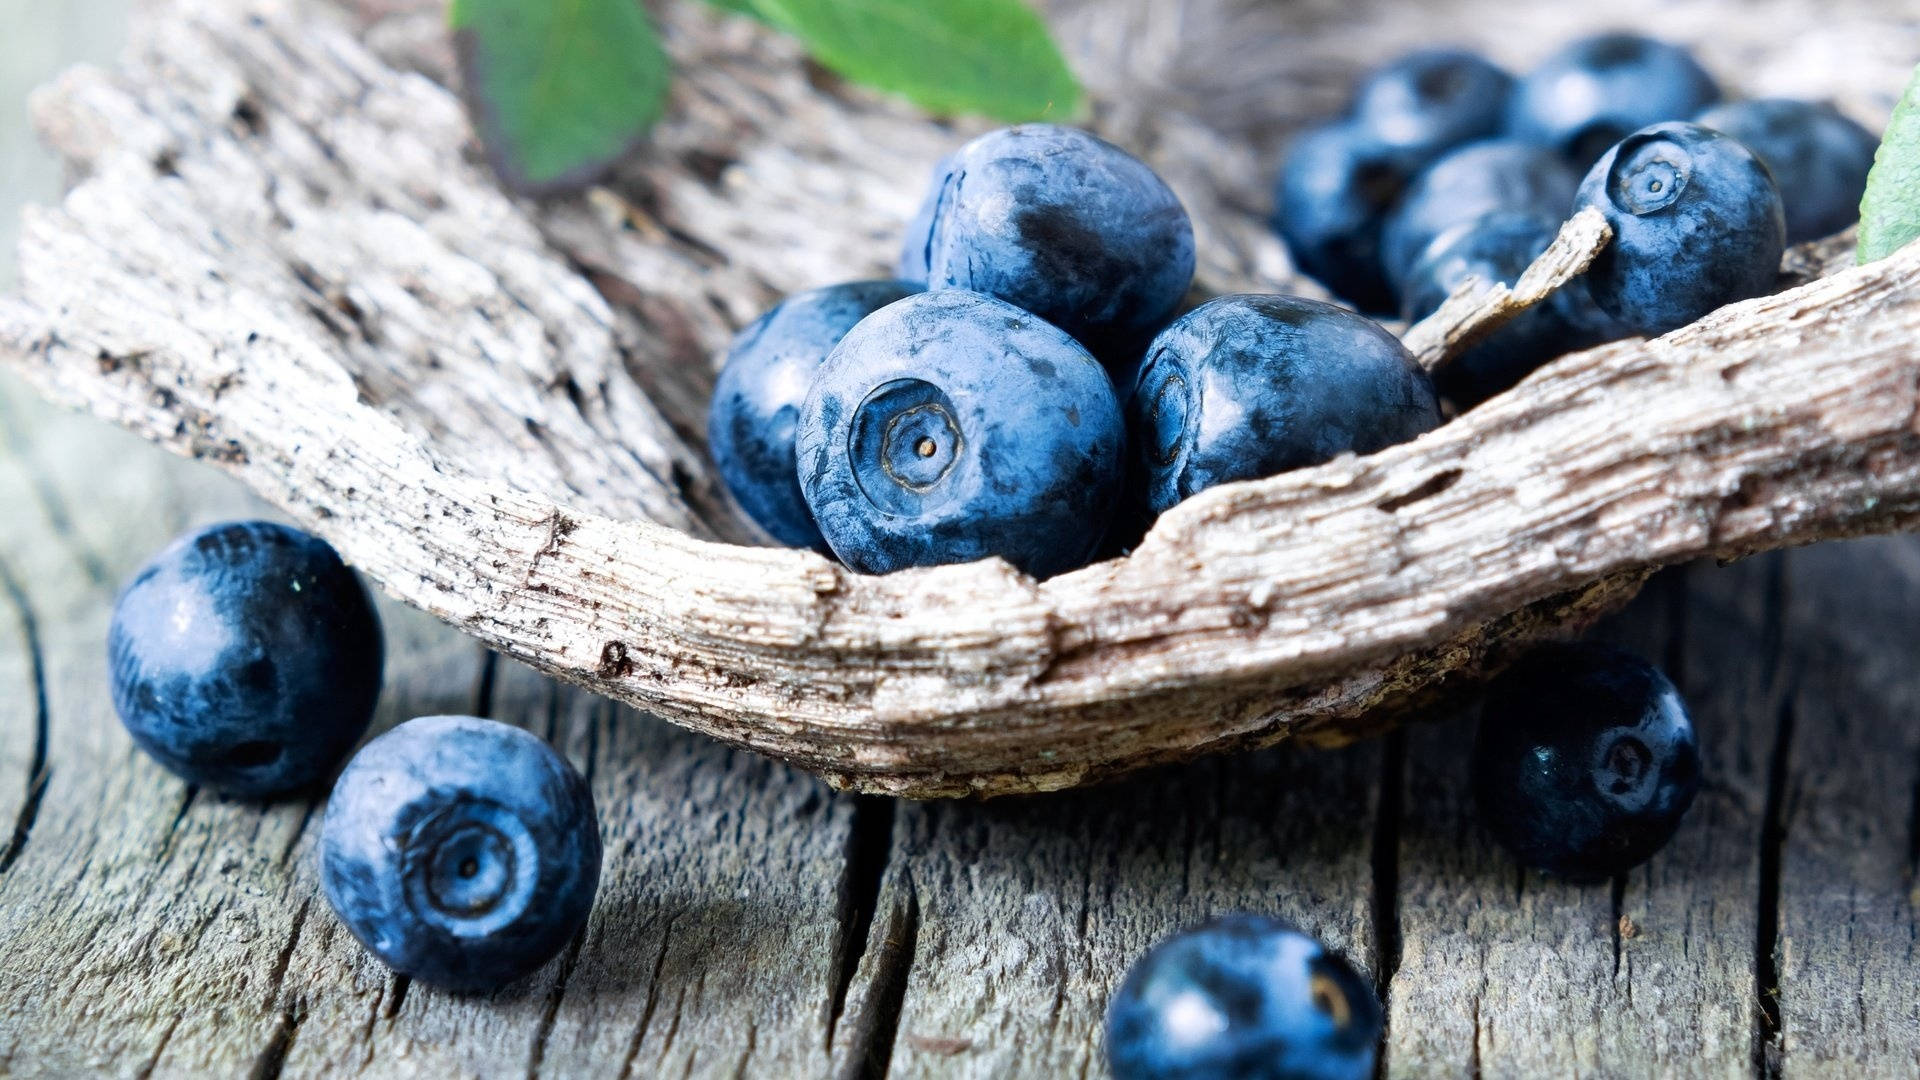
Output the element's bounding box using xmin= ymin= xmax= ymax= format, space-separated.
xmin=0 ymin=0 xmax=130 ymax=289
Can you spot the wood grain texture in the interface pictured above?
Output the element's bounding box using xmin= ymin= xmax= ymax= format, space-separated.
xmin=5 ymin=0 xmax=1920 ymax=796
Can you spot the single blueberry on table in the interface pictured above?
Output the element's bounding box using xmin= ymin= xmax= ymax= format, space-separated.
xmin=1272 ymin=123 xmax=1409 ymax=314
xmin=1129 ymin=294 xmax=1442 ymax=516
xmin=898 ymin=124 xmax=1195 ymax=367
xmin=708 ymin=280 xmax=920 ymax=550
xmin=1509 ymin=33 xmax=1721 ymax=165
xmin=1349 ymin=48 xmax=1516 ymax=162
xmin=320 ymin=715 xmax=602 ymax=992
xmin=795 ymin=290 xmax=1125 ymax=578
xmin=1404 ymin=210 xmax=1626 ymax=409
xmin=1472 ymin=642 xmax=1702 ymax=881
xmin=1106 ymin=913 xmax=1381 ymax=1080
xmin=1574 ymin=121 xmax=1786 ymax=336
xmin=108 ymin=520 xmax=384 ymax=798
xmin=1380 ymin=138 xmax=1580 ymax=293
xmin=1694 ymin=98 xmax=1880 ymax=244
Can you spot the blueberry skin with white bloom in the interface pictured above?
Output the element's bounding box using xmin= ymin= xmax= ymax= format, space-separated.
xmin=1472 ymin=642 xmax=1702 ymax=881
xmin=1575 ymin=122 xmax=1786 ymax=335
xmin=1694 ymin=98 xmax=1880 ymax=244
xmin=898 ymin=125 xmax=1195 ymax=365
xmin=320 ymin=715 xmax=602 ymax=992
xmin=1404 ymin=210 xmax=1627 ymax=409
xmin=708 ymin=280 xmax=920 ymax=550
xmin=108 ymin=520 xmax=383 ymax=798
xmin=1349 ymin=48 xmax=1516 ymax=162
xmin=1129 ymin=295 xmax=1442 ymax=516
xmin=1106 ymin=914 xmax=1381 ymax=1080
xmin=1510 ymin=33 xmax=1721 ymax=165
xmin=1380 ymin=138 xmax=1580 ymax=292
xmin=1272 ymin=123 xmax=1409 ymax=314
xmin=796 ymin=290 xmax=1125 ymax=578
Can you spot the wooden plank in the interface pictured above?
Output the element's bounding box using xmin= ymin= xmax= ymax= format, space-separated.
xmin=1384 ymin=559 xmax=1784 ymax=1078
xmin=1771 ymin=538 xmax=1920 ymax=1078
xmin=870 ymin=740 xmax=1386 ymax=1078
xmin=0 ymin=379 xmax=869 ymax=1077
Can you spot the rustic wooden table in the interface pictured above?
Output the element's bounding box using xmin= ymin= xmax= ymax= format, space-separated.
xmin=4 ymin=0 xmax=1919 ymax=1076
xmin=3 ymin=372 xmax=1919 ymax=1077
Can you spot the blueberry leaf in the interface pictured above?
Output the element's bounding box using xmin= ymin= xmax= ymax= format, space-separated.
xmin=746 ymin=0 xmax=1081 ymax=122
xmin=449 ymin=0 xmax=670 ymax=196
xmin=1859 ymin=63 xmax=1920 ymax=264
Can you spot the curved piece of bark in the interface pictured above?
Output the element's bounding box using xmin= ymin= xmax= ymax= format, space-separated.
xmin=5 ymin=0 xmax=1920 ymax=797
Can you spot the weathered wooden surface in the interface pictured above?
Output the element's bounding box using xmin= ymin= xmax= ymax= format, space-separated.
xmin=6 ymin=377 xmax=1920 ymax=1077
xmin=5 ymin=0 xmax=1920 ymax=796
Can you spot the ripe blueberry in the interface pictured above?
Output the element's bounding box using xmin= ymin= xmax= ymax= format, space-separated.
xmin=1694 ymin=98 xmax=1880 ymax=244
xmin=320 ymin=715 xmax=602 ymax=992
xmin=795 ymin=290 xmax=1125 ymax=578
xmin=108 ymin=521 xmax=383 ymax=798
xmin=1380 ymin=138 xmax=1579 ymax=293
xmin=708 ymin=280 xmax=919 ymax=550
xmin=1472 ymin=642 xmax=1702 ymax=881
xmin=1271 ymin=123 xmax=1408 ymax=314
xmin=1510 ymin=33 xmax=1721 ymax=165
xmin=1129 ymin=294 xmax=1441 ymax=516
xmin=1106 ymin=914 xmax=1381 ymax=1080
xmin=1575 ymin=121 xmax=1786 ymax=335
xmin=1349 ymin=48 xmax=1516 ymax=162
xmin=898 ymin=125 xmax=1195 ymax=367
xmin=1404 ymin=210 xmax=1627 ymax=409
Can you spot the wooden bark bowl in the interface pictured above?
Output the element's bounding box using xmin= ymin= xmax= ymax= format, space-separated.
xmin=3 ymin=0 xmax=1919 ymax=797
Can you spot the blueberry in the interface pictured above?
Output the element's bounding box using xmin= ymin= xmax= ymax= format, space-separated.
xmin=1106 ymin=914 xmax=1381 ymax=1080
xmin=1694 ymin=98 xmax=1880 ymax=244
xmin=898 ymin=125 xmax=1195 ymax=366
xmin=108 ymin=521 xmax=383 ymax=798
xmin=1380 ymin=138 xmax=1579 ymax=293
xmin=795 ymin=290 xmax=1125 ymax=578
xmin=320 ymin=715 xmax=601 ymax=992
xmin=1510 ymin=33 xmax=1721 ymax=165
xmin=1472 ymin=642 xmax=1702 ymax=881
xmin=708 ymin=281 xmax=920 ymax=550
xmin=1349 ymin=49 xmax=1515 ymax=161
xmin=1575 ymin=121 xmax=1786 ymax=335
xmin=1271 ymin=124 xmax=1408 ymax=314
xmin=1129 ymin=295 xmax=1441 ymax=515
xmin=1404 ymin=210 xmax=1627 ymax=409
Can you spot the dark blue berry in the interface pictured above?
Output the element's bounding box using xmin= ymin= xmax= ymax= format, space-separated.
xmin=1129 ymin=295 xmax=1441 ymax=516
xmin=1472 ymin=642 xmax=1702 ymax=881
xmin=108 ymin=521 xmax=383 ymax=798
xmin=898 ymin=125 xmax=1195 ymax=367
xmin=1106 ymin=914 xmax=1381 ymax=1080
xmin=708 ymin=281 xmax=919 ymax=550
xmin=1694 ymin=98 xmax=1880 ymax=244
xmin=1349 ymin=48 xmax=1515 ymax=162
xmin=1575 ymin=121 xmax=1786 ymax=335
xmin=1271 ymin=124 xmax=1409 ymax=314
xmin=1510 ymin=33 xmax=1721 ymax=165
xmin=1380 ymin=138 xmax=1579 ymax=293
xmin=320 ymin=715 xmax=602 ymax=992
xmin=795 ymin=290 xmax=1125 ymax=578
xmin=1404 ymin=210 xmax=1627 ymax=409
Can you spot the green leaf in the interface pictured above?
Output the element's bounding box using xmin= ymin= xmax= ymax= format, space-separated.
xmin=1859 ymin=63 xmax=1920 ymax=264
xmin=747 ymin=0 xmax=1081 ymax=122
xmin=449 ymin=0 xmax=670 ymax=195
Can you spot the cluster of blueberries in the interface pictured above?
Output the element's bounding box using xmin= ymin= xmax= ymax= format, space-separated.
xmin=712 ymin=33 xmax=1877 ymax=586
xmin=97 ymin=27 xmax=1855 ymax=1080
xmin=1278 ymin=32 xmax=1877 ymax=406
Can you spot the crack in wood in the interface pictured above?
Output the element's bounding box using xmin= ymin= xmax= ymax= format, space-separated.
xmin=134 ymin=1013 xmax=182 ymax=1079
xmin=262 ymin=897 xmax=312 ymax=1013
xmin=245 ymin=1003 xmax=306 ymax=1080
xmin=826 ymin=795 xmax=896 ymax=1049
xmin=834 ymin=885 xmax=920 ymax=1080
xmin=0 ymin=556 xmax=49 ymax=877
xmin=1369 ymin=728 xmax=1405 ymax=1071
xmin=1751 ymin=555 xmax=1794 ymax=1080
xmin=524 ymin=928 xmax=588 ymax=1080
xmin=616 ymin=915 xmax=676 ymax=1080
xmin=156 ymin=785 xmax=200 ymax=865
